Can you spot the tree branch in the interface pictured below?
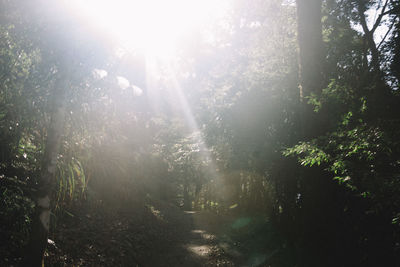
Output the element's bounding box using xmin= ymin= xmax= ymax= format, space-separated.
xmin=371 ymin=0 xmax=390 ymax=34
xmin=377 ymin=15 xmax=398 ymax=49
xmin=358 ymin=1 xmax=370 ymax=35
xmin=357 ymin=0 xmax=381 ymax=71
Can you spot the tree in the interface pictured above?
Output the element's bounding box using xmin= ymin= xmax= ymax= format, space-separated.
xmin=296 ymin=0 xmax=324 ymax=100
xmin=21 ymin=66 xmax=68 ymax=266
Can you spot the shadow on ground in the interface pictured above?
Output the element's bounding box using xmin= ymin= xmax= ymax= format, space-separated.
xmin=44 ymin=198 xmax=280 ymax=267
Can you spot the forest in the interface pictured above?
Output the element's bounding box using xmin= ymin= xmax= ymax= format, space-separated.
xmin=1 ymin=0 xmax=400 ymax=266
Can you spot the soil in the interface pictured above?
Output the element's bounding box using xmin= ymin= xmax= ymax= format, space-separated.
xmin=44 ymin=198 xmax=249 ymax=267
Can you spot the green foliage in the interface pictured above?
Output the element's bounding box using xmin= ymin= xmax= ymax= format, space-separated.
xmin=55 ymin=157 xmax=86 ymax=207
xmin=0 ymin=176 xmax=35 ymax=263
xmin=1 ymin=0 xmax=400 ymax=265
xmin=284 ymin=122 xmax=395 ymax=192
xmin=283 ymin=142 xmax=330 ymax=167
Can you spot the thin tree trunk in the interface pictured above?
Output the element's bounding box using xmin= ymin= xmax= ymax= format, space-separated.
xmin=183 ymin=179 xmax=191 ymax=210
xmin=21 ymin=75 xmax=67 ymax=266
xmin=357 ymin=0 xmax=393 ymax=108
xmin=194 ymin=180 xmax=202 ymax=210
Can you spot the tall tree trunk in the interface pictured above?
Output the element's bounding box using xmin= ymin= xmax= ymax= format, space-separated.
xmin=297 ymin=0 xmax=325 ymax=140
xmin=297 ymin=0 xmax=324 ymax=101
xmin=296 ymin=1 xmax=331 ymax=265
xmin=21 ymin=75 xmax=67 ymax=266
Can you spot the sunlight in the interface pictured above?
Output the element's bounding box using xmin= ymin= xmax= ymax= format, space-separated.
xmin=68 ymin=0 xmax=223 ymax=190
xmin=68 ymin=0 xmax=229 ymax=59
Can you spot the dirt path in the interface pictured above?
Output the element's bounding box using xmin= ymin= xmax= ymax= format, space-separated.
xmin=45 ymin=200 xmax=257 ymax=266
xmin=148 ymin=211 xmax=239 ymax=267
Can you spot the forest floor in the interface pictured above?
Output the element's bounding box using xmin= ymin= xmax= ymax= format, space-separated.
xmin=42 ymin=196 xmax=278 ymax=267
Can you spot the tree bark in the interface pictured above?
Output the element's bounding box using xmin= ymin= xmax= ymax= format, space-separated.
xmin=356 ymin=0 xmax=393 ymax=104
xmin=295 ymin=1 xmax=332 ymax=265
xmin=194 ymin=180 xmax=202 ymax=210
xmin=296 ymin=0 xmax=325 ymax=140
xmin=296 ymin=0 xmax=324 ymax=101
xmin=357 ymin=1 xmax=381 ymax=72
xmin=183 ymin=179 xmax=191 ymax=210
xmin=20 ymin=74 xmax=67 ymax=267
